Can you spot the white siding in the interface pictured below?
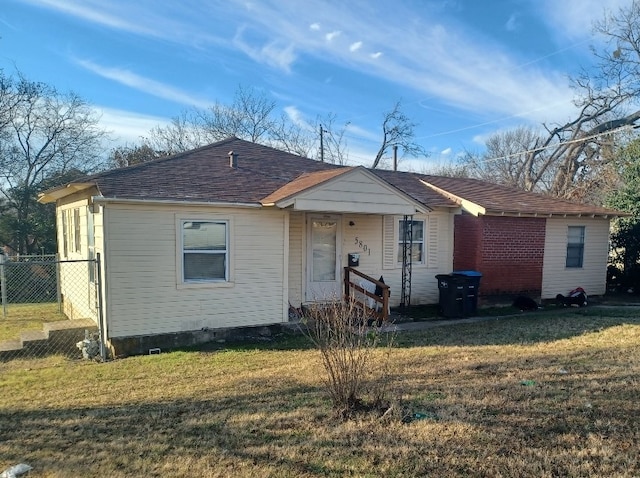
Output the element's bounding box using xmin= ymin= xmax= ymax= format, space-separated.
xmin=103 ymin=204 xmax=287 ymax=338
xmin=542 ymin=217 xmax=611 ymax=298
xmin=338 ymin=210 xmax=454 ymax=306
xmin=56 ymin=197 xmax=98 ymax=322
xmin=287 ymin=211 xmax=305 ymax=307
xmin=293 ymin=170 xmax=420 ymax=215
xmin=378 ymin=211 xmax=455 ymax=305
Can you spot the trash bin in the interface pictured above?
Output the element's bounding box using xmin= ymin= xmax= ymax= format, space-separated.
xmin=453 ymin=270 xmax=482 ymax=316
xmin=435 ymin=274 xmax=466 ymax=318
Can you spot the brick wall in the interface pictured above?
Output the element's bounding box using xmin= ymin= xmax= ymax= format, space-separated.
xmin=453 ymin=212 xmax=482 ymax=271
xmin=454 ymin=214 xmax=546 ymax=298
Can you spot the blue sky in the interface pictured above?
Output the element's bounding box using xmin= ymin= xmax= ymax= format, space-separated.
xmin=0 ymin=0 xmax=631 ymax=170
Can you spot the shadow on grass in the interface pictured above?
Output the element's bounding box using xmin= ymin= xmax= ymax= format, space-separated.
xmin=0 ymin=382 xmax=339 ymax=477
xmin=2 ymin=344 xmax=638 ymax=477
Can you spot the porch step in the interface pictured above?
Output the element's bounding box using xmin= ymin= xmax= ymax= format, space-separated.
xmin=0 ymin=319 xmax=98 ymax=361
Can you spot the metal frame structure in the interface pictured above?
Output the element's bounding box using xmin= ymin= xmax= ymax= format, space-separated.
xmin=400 ymin=215 xmax=413 ymax=308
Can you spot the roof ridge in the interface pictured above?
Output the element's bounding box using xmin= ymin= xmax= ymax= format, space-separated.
xmin=87 ymin=136 xmax=240 ymax=180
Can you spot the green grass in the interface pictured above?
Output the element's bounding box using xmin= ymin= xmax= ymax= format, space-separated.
xmin=0 ymin=306 xmax=639 ymax=477
xmin=0 ymin=303 xmax=66 ymax=342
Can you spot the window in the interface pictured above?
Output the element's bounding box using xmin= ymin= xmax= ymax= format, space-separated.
xmin=566 ymin=226 xmax=585 ymax=268
xmin=73 ymin=208 xmax=81 ymax=253
xmin=397 ymin=219 xmax=425 ymax=264
xmin=181 ymin=220 xmax=228 ymax=282
xmin=87 ymin=207 xmax=95 ymax=283
xmin=61 ymin=211 xmax=69 ymax=257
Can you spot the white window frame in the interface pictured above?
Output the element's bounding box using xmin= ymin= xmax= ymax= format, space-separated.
xmin=73 ymin=208 xmax=81 ymax=253
xmin=397 ymin=218 xmax=425 ymax=266
xmin=87 ymin=206 xmax=95 ymax=283
xmin=176 ymin=216 xmax=233 ymax=288
xmin=61 ymin=210 xmax=69 ymax=258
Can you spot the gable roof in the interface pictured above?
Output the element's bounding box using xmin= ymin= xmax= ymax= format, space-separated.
xmin=419 ymin=175 xmax=623 ymax=218
xmin=261 ymin=168 xmax=354 ymax=205
xmin=261 ymin=166 xmax=430 ymax=214
xmin=42 ymin=137 xmax=338 ymax=205
xmin=38 ymin=137 xmax=625 ymax=218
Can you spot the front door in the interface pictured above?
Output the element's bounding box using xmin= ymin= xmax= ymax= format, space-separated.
xmin=306 ymin=215 xmax=342 ymax=301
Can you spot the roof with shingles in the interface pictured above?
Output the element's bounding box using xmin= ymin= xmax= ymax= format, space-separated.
xmin=82 ymin=137 xmax=339 ymax=203
xmin=42 ymin=137 xmax=625 ymax=217
xmin=418 ymin=175 xmax=623 ymax=217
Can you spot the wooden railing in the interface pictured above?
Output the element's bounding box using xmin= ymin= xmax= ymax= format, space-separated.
xmin=343 ymin=267 xmax=390 ymax=326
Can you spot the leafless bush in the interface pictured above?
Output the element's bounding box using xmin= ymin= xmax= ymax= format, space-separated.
xmin=301 ymin=300 xmax=395 ymax=418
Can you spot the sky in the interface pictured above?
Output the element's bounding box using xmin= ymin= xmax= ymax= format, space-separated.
xmin=0 ymin=0 xmax=632 ymax=170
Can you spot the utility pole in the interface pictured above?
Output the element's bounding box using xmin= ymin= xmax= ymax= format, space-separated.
xmin=393 ymin=144 xmax=398 ymax=171
xmin=320 ymin=125 xmax=325 ymax=162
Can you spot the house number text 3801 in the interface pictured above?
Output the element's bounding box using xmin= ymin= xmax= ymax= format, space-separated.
xmin=354 ymin=237 xmax=371 ymax=255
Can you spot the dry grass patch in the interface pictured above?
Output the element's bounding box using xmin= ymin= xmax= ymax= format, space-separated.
xmin=0 ymin=307 xmax=638 ymax=477
xmin=0 ymin=303 xmax=66 ymax=342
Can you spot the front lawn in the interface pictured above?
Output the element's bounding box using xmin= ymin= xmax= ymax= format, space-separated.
xmin=0 ymin=307 xmax=638 ymax=477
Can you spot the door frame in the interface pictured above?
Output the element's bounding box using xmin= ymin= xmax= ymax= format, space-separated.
xmin=305 ymin=214 xmax=342 ymax=302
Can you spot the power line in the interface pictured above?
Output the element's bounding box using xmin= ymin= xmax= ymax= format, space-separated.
xmin=476 ymin=124 xmax=634 ymax=165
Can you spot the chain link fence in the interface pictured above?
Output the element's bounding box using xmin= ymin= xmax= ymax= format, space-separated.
xmin=0 ymin=254 xmax=103 ymax=362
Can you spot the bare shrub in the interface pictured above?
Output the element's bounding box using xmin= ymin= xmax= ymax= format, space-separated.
xmin=301 ymin=300 xmax=395 ymax=419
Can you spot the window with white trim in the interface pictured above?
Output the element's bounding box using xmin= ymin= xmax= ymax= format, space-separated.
xmin=397 ymin=218 xmax=425 ymax=264
xmin=73 ymin=208 xmax=81 ymax=253
xmin=181 ymin=220 xmax=228 ymax=282
xmin=87 ymin=206 xmax=95 ymax=283
xmin=566 ymin=226 xmax=585 ymax=268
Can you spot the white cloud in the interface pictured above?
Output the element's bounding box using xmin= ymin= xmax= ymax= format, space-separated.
xmin=284 ymin=105 xmax=313 ymax=130
xmin=97 ymin=107 xmax=169 ymax=145
xmin=232 ymin=27 xmax=297 ymax=72
xmin=537 ymin=0 xmax=629 ymax=42
xmin=74 ymin=58 xmax=211 ymax=107
xmin=441 ymin=147 xmax=452 ymax=155
xmin=29 ymin=0 xmax=597 ymax=139
xmin=325 ymin=30 xmax=341 ymax=42
xmin=21 ymin=0 xmax=225 ymax=47
xmin=505 ymin=13 xmax=519 ymax=32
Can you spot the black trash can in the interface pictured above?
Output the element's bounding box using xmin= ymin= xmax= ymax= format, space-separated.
xmin=453 ymin=270 xmax=483 ymax=316
xmin=435 ymin=274 xmax=466 ymax=318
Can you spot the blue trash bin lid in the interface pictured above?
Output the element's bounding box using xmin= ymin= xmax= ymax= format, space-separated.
xmin=453 ymin=270 xmax=482 ymax=277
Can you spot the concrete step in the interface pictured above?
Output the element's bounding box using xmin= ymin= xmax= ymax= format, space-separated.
xmin=0 ymin=319 xmax=98 ymax=361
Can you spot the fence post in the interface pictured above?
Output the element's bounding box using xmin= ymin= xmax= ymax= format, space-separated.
xmin=55 ymin=253 xmax=62 ymax=313
xmin=0 ymin=254 xmax=7 ymax=317
xmin=96 ymin=253 xmax=107 ymax=361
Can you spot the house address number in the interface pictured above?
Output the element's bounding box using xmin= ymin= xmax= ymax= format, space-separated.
xmin=354 ymin=237 xmax=372 ymax=255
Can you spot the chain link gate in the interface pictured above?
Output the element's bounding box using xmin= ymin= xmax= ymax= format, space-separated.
xmin=0 ymin=254 xmax=104 ymax=362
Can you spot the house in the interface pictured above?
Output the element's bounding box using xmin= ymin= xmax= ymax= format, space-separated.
xmin=38 ymin=137 xmax=623 ymax=356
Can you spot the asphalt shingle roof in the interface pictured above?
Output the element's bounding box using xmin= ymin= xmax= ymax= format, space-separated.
xmin=86 ymin=137 xmax=338 ymax=203
xmin=55 ymin=137 xmax=623 ymax=217
xmin=419 ymin=175 xmax=623 ymax=217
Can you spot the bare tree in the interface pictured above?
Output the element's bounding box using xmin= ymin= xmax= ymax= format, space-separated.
xmin=146 ymin=85 xmax=351 ymax=163
xmin=462 ymin=126 xmax=546 ymax=190
xmin=457 ymin=3 xmax=640 ymax=202
xmin=148 ymin=86 xmax=281 ymax=153
xmin=109 ymin=143 xmax=162 ymax=168
xmin=371 ymin=101 xmax=428 ymax=169
xmin=146 ymin=110 xmax=207 ymax=156
xmin=0 ymin=70 xmax=106 ymax=253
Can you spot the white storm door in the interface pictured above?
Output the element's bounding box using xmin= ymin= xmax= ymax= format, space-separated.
xmin=306 ymin=216 xmax=342 ymax=301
